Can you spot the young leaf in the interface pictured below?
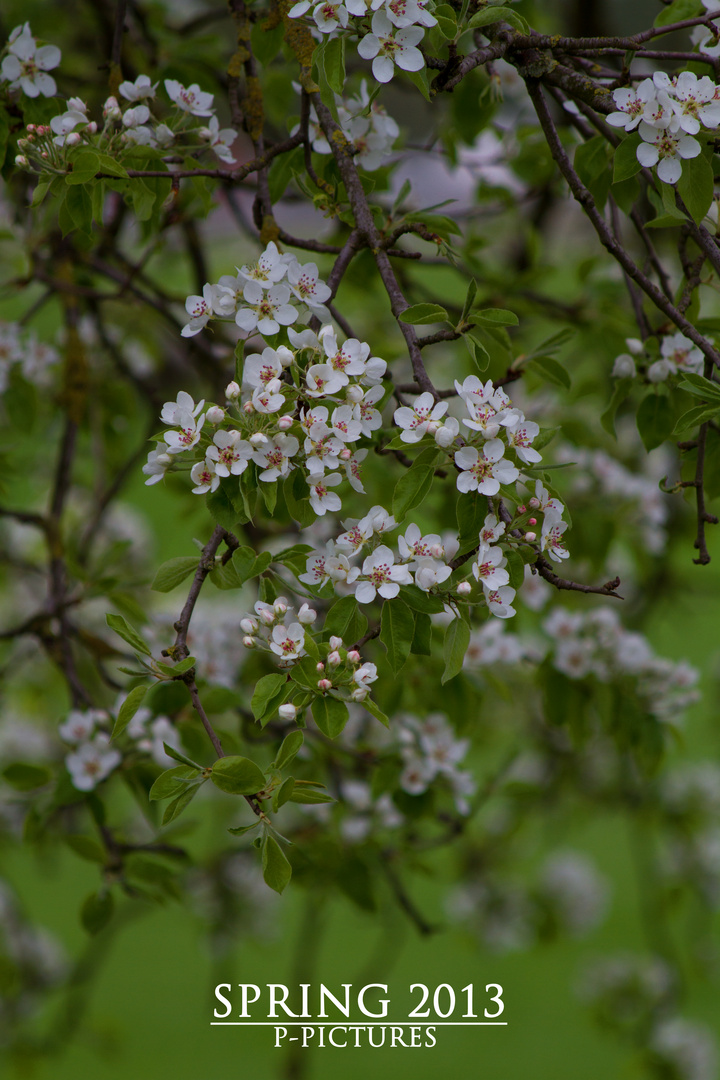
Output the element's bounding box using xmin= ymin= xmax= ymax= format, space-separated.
xmin=379 ymin=599 xmax=415 ymax=675
xmin=251 ymin=673 xmax=289 ymax=724
xmin=105 ymin=613 xmax=152 ymax=656
xmin=636 ymin=393 xmax=674 ymax=451
xmin=442 ymin=618 xmax=470 ymax=684
xmin=471 ymin=307 xmax=519 ymax=327
xmin=111 ymin=684 xmax=148 ymax=739
xmin=210 ymin=755 xmax=267 ymax=795
xmin=289 ymin=788 xmax=335 ymax=804
xmin=161 ymin=742 xmax=203 ymax=769
xmin=149 ymin=765 xmax=201 ymax=802
xmin=613 ymin=133 xmax=642 ymax=183
xmin=162 ymin=783 xmax=201 ymax=825
xmin=262 ymin=835 xmax=292 ymax=894
xmin=81 ymin=890 xmax=114 ymax=934
xmin=528 ymin=355 xmax=571 ymax=390
xmin=392 ymin=464 xmax=434 ymax=520
xmin=2 ymin=763 xmax=52 ymax=791
xmin=274 ymin=730 xmax=304 ymax=771
xmin=311 ymin=695 xmax=350 ymax=738
xmin=399 ymin=303 xmax=449 ymax=325
xmin=151 ymin=557 xmax=199 ymax=593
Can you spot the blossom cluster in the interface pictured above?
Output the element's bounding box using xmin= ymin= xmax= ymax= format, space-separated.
xmin=447 ymin=849 xmax=609 ymax=952
xmin=14 ymin=71 xmax=237 ymax=172
xmin=0 ymin=320 xmax=59 ymax=393
xmin=288 ymin=1 xmax=436 ymax=86
xmin=612 ymin=331 xmax=703 ymax=383
xmin=608 ymin=70 xmax=720 ymax=184
xmin=59 ymin=702 xmax=184 ymax=792
xmin=300 ymin=79 xmax=400 ymax=171
xmin=239 ymin=595 xmax=378 ymax=703
xmin=396 ymin=712 xmax=475 ymax=814
xmin=0 ymin=23 xmax=60 ymax=98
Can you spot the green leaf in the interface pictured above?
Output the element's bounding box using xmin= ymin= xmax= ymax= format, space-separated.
xmin=94 ymin=152 xmax=129 ymax=178
xmin=206 ymin=482 xmax=242 ymax=531
xmin=262 ymin=836 xmax=292 ymax=893
xmin=678 ymin=372 xmax=720 ymax=403
xmin=361 ymin=696 xmax=389 ymax=728
xmin=283 ymin=470 xmax=315 ymax=527
xmin=2 ymin=763 xmax=52 ymax=791
xmin=471 ymin=307 xmax=519 ymax=327
xmin=81 ymin=891 xmax=114 ymax=934
xmin=65 ymin=149 xmax=100 ymax=185
xmin=105 ymin=613 xmax=152 ymax=656
xmin=268 ymin=145 xmax=304 ymax=203
xmin=403 ymin=66 xmax=432 ymax=103
xmin=274 ymin=731 xmax=304 ymax=771
xmin=250 ymin=19 xmax=285 ymax=65
xmin=311 ymin=695 xmax=350 ymax=738
xmin=161 ymin=742 xmax=202 ymax=769
xmin=149 ymin=765 xmax=201 ymax=802
xmin=613 ymin=133 xmax=642 ymax=183
xmin=65 ymin=184 xmax=93 ymax=231
xmin=289 ymin=788 xmax=335 ymax=804
xmin=399 ymin=303 xmax=449 ymax=325
xmin=210 ymin=755 xmax=266 ymax=795
xmin=323 ymin=34 xmax=346 ymax=94
xmin=273 ymin=776 xmax=296 ymax=811
xmin=528 ymin=355 xmax=572 ymax=390
xmin=574 ymin=135 xmax=611 ymax=186
xmin=251 ymin=673 xmax=290 ymax=724
xmin=461 ymin=278 xmax=478 ymax=322
xmin=504 ymin=549 xmax=525 ymax=590
xmin=677 ymin=153 xmax=714 ymax=224
xmin=601 ymin=378 xmax=633 ymax=437
xmin=30 ymin=178 xmax=52 ymax=207
xmin=66 ymin=835 xmax=106 ymax=863
xmin=227 ymin=822 xmax=261 ymax=836
xmin=673 ymin=403 xmax=720 ymax=434
xmin=654 ymin=0 xmax=701 ymax=28
xmin=467 ymin=5 xmax=529 ymax=32
xmin=151 ymin=556 xmax=199 ymax=593
xmin=379 ymin=599 xmax=415 ymax=675
xmin=611 ymin=175 xmax=640 ymax=215
xmin=399 ymin=583 xmax=445 ymax=614
xmin=130 ymin=178 xmax=156 ymax=221
xmin=636 ymin=393 xmax=674 ymax=451
xmin=323 ymin=595 xmax=368 ymax=644
xmin=392 ymin=464 xmax=434 ymax=520
xmin=162 ymin=784 xmax=200 ymax=824
xmin=111 ymin=684 xmax=148 ymax=739
xmin=410 ymin=611 xmax=432 ymax=656
xmin=442 ymin=618 xmax=470 ymax=685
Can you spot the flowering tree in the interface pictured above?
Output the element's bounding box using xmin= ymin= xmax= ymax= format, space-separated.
xmin=1 ymin=0 xmax=720 ymax=1076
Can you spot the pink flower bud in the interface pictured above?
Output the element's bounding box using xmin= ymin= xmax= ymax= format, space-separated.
xmin=26 ymin=124 xmax=36 ymax=133
xmin=327 ymin=650 xmax=341 ymax=666
xmin=317 ymin=678 xmax=332 ymax=692
xmin=316 ymin=662 xmax=325 ymax=672
xmin=250 ymin=432 xmax=268 ymax=447
xmin=240 ymin=618 xmax=258 ymax=633
xmin=206 ymin=405 xmax=225 ymax=424
xmin=457 ymin=581 xmax=472 ymax=596
xmin=242 ymin=635 xmax=256 ymax=648
xmin=429 ymin=544 xmax=444 ymax=558
xmin=278 ymin=703 xmax=297 ymax=722
xmin=524 ymin=532 xmax=537 ymax=542
xmin=529 ymin=497 xmax=540 ymax=509
xmin=226 ymin=381 xmax=241 ymax=400
xmin=86 ymin=121 xmax=98 ymax=135
xmin=273 ymin=601 xmax=288 ymax=615
xmin=339 ymin=448 xmax=352 ymax=461
xmin=518 ymin=505 xmax=526 ymax=513
xmin=346 ymin=650 xmax=361 ymax=664
xmin=329 ymin=636 xmax=343 ymax=650
xmin=277 ymin=414 xmax=294 ymax=430
xmin=243 ymin=401 xmax=255 ymax=413
xmin=40 ymin=151 xmax=49 ymax=159
xmin=259 ymin=608 xmax=275 ymax=626
xmin=528 ymin=517 xmax=537 ymax=526
xmin=65 ymin=132 xmax=82 ymax=147
xmin=14 ymin=155 xmax=29 ymax=167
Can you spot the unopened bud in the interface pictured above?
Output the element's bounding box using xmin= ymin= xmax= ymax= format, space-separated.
xmin=26 ymin=124 xmax=36 ymax=133
xmin=346 ymin=650 xmax=361 ymax=664
xmin=518 ymin=505 xmax=526 ymax=514
xmin=243 ymin=401 xmax=255 ymax=413
xmin=457 ymin=581 xmax=472 ymax=596
xmin=426 ymin=420 xmax=439 ymax=435
xmin=278 ymin=703 xmax=298 ymax=722
xmin=316 ymin=662 xmax=325 ymax=672
xmin=528 ymin=517 xmax=537 ymax=526
xmin=435 ymin=425 xmax=456 ymax=448
xmin=429 ymin=543 xmax=444 ymax=559
xmin=528 ymin=497 xmax=540 ymax=509
xmin=277 ymin=414 xmax=294 ymax=430
xmin=345 ymin=384 xmax=364 ymax=403
xmin=225 ymin=381 xmax=241 ymax=400
xmin=206 ymin=405 xmax=225 ymax=424
xmin=350 ymin=687 xmax=368 ymax=702
xmin=156 ymin=453 xmax=172 ymax=467
xmin=524 ymin=531 xmax=537 ymax=542
xmin=317 ymin=678 xmax=332 ymax=691
xmin=329 ymin=636 xmax=343 ymax=650
xmin=40 ymin=151 xmax=48 ymax=159
xmin=259 ymin=608 xmax=275 ymax=625
xmin=277 ymin=346 xmax=294 ymax=368
xmin=339 ymin=448 xmax=352 ymax=461
xmin=14 ymin=155 xmax=29 ymax=167
xmin=65 ymin=132 xmax=82 ymax=147
xmin=298 ymin=603 xmax=317 ymax=625
xmin=273 ymin=600 xmax=288 ymax=615
xmin=242 ymin=635 xmax=256 ymax=648
xmin=86 ymin=121 xmax=98 ymax=135
xmin=249 ymin=432 xmax=268 ymax=447
xmin=240 ymin=618 xmax=258 ymax=633
xmin=266 ymin=378 xmax=282 ymax=394
xmin=327 ymin=650 xmax=341 ymax=666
